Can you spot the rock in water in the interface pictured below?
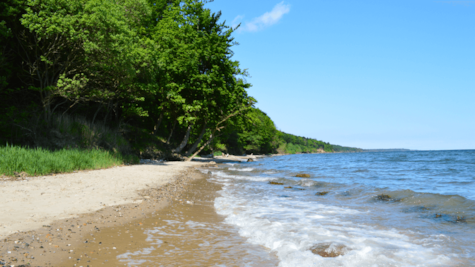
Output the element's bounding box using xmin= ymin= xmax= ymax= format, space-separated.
xmin=310 ymin=243 xmax=349 ymax=257
xmin=247 ymin=158 xmax=253 ymax=162
xmin=295 ymin=174 xmax=311 ymax=178
xmin=374 ymin=194 xmax=392 ymax=201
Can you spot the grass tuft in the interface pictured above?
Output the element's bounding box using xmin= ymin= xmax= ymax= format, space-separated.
xmin=0 ymin=145 xmax=139 ymax=177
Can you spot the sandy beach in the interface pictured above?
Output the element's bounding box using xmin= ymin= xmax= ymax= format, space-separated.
xmin=0 ymin=155 xmax=270 ymax=266
xmin=0 ymin=161 xmax=209 ymax=240
xmin=0 ymin=160 xmax=207 ymax=265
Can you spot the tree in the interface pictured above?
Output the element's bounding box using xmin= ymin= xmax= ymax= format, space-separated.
xmin=14 ymin=0 xmax=152 ymax=120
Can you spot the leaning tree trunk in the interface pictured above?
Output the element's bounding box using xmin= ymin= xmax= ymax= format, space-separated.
xmin=174 ymin=123 xmax=193 ymax=153
xmin=91 ymin=104 xmax=103 ymax=125
xmin=153 ymin=113 xmax=163 ymax=135
xmin=185 ymin=132 xmax=216 ymax=161
xmin=185 ymin=122 xmax=207 ymax=157
xmin=166 ymin=120 xmax=176 ymax=144
xmin=185 ymin=103 xmax=253 ymax=161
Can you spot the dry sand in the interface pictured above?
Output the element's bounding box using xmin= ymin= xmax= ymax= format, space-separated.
xmin=0 ymin=161 xmax=205 ymax=240
xmin=0 ymin=156 xmax=275 ymax=266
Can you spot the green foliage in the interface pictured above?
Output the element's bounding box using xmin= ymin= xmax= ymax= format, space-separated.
xmin=0 ymin=0 xmax=361 ymax=169
xmin=210 ymin=108 xmax=362 ymax=155
xmin=276 ymin=131 xmax=361 ymax=154
xmin=0 ymin=145 xmax=138 ymax=177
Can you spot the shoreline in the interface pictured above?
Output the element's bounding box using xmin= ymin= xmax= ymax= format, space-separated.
xmin=0 ymin=155 xmax=264 ymax=266
xmin=0 ymin=161 xmax=211 ymax=266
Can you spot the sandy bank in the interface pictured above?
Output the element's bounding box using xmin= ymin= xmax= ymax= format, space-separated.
xmin=0 ymin=155 xmax=272 ymax=266
xmin=0 ymin=161 xmax=206 ymax=240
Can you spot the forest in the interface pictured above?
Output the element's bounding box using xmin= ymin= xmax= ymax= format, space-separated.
xmin=0 ymin=0 xmax=361 ymax=165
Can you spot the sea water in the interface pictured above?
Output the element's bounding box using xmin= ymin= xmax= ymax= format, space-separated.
xmin=119 ymin=150 xmax=475 ymax=266
xmin=212 ymin=150 xmax=475 ymax=266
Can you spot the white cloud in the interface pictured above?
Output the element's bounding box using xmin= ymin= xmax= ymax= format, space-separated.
xmin=236 ymin=2 xmax=291 ymax=32
xmin=232 ymin=15 xmax=245 ymax=29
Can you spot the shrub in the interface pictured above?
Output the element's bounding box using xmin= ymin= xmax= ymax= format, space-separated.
xmin=10 ymin=113 xmax=133 ymax=156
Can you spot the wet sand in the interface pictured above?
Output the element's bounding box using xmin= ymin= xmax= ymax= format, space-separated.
xmin=1 ymin=161 xmax=278 ymax=266
xmin=0 ymin=161 xmax=207 ymax=240
xmin=58 ymin=173 xmax=278 ymax=266
xmin=1 ymin=166 xmax=204 ymax=266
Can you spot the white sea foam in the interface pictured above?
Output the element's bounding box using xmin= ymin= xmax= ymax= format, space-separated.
xmin=117 ymin=246 xmax=155 ymax=265
xmin=228 ymin=167 xmax=255 ymax=172
xmin=212 ymin=173 xmax=456 ymax=267
xmin=212 ymin=170 xmax=272 ymax=182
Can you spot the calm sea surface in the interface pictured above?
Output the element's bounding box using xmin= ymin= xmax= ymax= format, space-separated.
xmin=122 ymin=150 xmax=475 ymax=266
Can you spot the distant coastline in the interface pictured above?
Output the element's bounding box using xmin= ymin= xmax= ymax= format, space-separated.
xmin=362 ymin=149 xmax=411 ymax=152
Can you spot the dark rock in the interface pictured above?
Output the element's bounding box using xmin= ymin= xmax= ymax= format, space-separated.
xmin=284 ymin=186 xmax=292 ymax=189
xmin=316 ymin=191 xmax=329 ymax=196
xmin=14 ymin=171 xmax=28 ymax=178
xmin=247 ymin=158 xmax=254 ymax=162
xmin=310 ymin=243 xmax=349 ymax=257
xmin=295 ymin=174 xmax=311 ymax=178
xmin=269 ymin=181 xmax=284 ymax=185
xmin=374 ymin=194 xmax=391 ymax=201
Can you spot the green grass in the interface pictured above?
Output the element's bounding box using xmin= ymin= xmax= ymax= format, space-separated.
xmin=0 ymin=145 xmax=139 ymax=177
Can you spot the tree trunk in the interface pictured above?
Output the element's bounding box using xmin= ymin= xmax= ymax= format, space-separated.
xmin=174 ymin=123 xmax=193 ymax=153
xmin=185 ymin=131 xmax=216 ymax=161
xmin=185 ymin=104 xmax=253 ymax=161
xmin=153 ymin=113 xmax=163 ymax=135
xmin=185 ymin=122 xmax=207 ymax=157
xmin=92 ymin=104 xmax=103 ymax=125
xmin=167 ymin=120 xmax=176 ymax=144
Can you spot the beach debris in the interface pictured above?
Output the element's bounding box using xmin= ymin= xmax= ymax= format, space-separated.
xmin=269 ymin=181 xmax=284 ymax=185
xmin=295 ymin=174 xmax=311 ymax=178
xmin=374 ymin=194 xmax=392 ymax=201
xmin=310 ymin=243 xmax=349 ymax=257
xmin=14 ymin=171 xmax=28 ymax=178
xmin=316 ymin=191 xmax=329 ymax=196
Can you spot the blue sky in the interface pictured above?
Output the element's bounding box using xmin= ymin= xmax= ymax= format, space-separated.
xmin=206 ymin=0 xmax=474 ymax=150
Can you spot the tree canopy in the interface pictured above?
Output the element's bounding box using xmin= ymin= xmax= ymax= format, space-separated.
xmin=0 ymin=0 xmax=361 ymax=158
